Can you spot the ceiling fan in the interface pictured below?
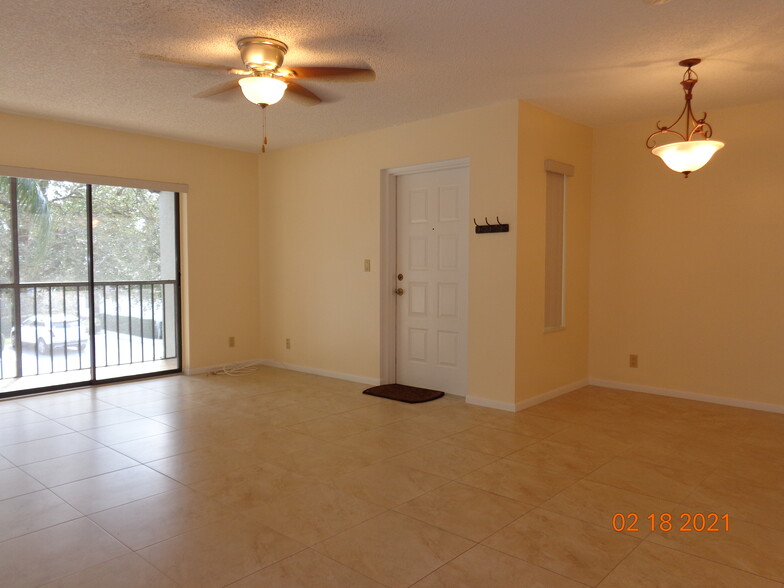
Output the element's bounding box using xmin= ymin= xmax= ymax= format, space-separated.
xmin=142 ymin=37 xmax=376 ymax=107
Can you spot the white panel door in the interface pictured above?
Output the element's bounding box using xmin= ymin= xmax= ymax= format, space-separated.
xmin=395 ymin=167 xmax=468 ymax=396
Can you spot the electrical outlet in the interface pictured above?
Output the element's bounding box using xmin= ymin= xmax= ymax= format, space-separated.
xmin=629 ymin=354 xmax=638 ymax=368
xmin=364 ymin=259 xmax=371 ymax=272
xmin=285 ymin=338 xmax=291 ymax=350
xmin=228 ymin=336 xmax=235 ymax=348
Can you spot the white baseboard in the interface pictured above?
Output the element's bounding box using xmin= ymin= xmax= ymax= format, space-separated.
xmin=185 ymin=360 xmax=260 ymax=376
xmin=465 ymin=396 xmax=517 ymax=412
xmin=183 ymin=365 xmax=783 ymax=415
xmin=515 ymin=379 xmax=589 ymax=412
xmin=188 ymin=359 xmax=381 ymax=386
xmin=256 ymin=360 xmax=381 ymax=386
xmin=589 ymin=378 xmax=784 ymax=415
xmin=466 ymin=379 xmax=589 ymax=413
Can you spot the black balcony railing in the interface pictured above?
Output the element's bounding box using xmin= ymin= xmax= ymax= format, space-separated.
xmin=0 ymin=281 xmax=178 ymax=381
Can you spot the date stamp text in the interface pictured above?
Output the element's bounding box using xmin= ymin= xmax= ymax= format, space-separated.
xmin=612 ymin=513 xmax=729 ymax=532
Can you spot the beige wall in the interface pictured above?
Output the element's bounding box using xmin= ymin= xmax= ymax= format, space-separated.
xmin=591 ymin=100 xmax=784 ymax=407
xmin=515 ymin=103 xmax=593 ymax=404
xmin=6 ymin=96 xmax=779 ymax=411
xmin=0 ymin=112 xmax=260 ymax=371
xmin=259 ymin=102 xmax=520 ymax=405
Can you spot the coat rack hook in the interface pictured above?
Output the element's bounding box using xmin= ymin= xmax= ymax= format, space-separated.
xmin=474 ymin=215 xmax=510 ymax=234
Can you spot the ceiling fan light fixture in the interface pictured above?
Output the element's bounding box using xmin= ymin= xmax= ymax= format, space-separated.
xmin=238 ymin=75 xmax=287 ymax=106
xmin=646 ymin=58 xmax=724 ymax=177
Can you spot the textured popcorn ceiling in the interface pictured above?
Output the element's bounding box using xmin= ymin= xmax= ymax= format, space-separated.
xmin=1 ymin=0 xmax=783 ymax=152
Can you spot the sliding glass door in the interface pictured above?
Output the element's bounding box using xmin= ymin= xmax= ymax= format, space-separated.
xmin=0 ymin=175 xmax=180 ymax=397
xmin=91 ymin=184 xmax=179 ymax=380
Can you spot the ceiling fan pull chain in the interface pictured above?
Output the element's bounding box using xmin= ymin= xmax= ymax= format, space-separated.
xmin=261 ymin=104 xmax=268 ymax=153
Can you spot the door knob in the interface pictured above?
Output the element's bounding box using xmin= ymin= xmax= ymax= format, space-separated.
xmin=395 ymin=288 xmax=405 ymax=296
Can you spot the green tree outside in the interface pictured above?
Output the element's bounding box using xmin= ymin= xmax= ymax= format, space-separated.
xmin=0 ymin=177 xmax=167 ymax=341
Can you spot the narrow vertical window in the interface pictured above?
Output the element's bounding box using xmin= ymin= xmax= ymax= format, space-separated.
xmin=544 ymin=160 xmax=574 ymax=330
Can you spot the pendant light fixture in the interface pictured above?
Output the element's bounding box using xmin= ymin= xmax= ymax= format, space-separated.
xmin=646 ymin=58 xmax=724 ymax=177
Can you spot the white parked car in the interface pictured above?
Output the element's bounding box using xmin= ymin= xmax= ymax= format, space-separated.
xmin=11 ymin=314 xmax=89 ymax=354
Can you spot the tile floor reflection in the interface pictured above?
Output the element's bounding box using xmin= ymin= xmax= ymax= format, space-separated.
xmin=0 ymin=367 xmax=782 ymax=587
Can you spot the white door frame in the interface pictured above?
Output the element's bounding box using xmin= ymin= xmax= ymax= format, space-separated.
xmin=379 ymin=157 xmax=470 ymax=386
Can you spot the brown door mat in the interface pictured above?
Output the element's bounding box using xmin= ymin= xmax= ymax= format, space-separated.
xmin=362 ymin=383 xmax=445 ymax=404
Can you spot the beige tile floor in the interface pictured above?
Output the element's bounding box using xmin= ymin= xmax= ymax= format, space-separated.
xmin=0 ymin=367 xmax=782 ymax=587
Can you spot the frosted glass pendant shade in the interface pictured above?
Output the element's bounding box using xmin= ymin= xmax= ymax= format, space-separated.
xmin=238 ymin=76 xmax=287 ymax=105
xmin=651 ymin=140 xmax=724 ymax=175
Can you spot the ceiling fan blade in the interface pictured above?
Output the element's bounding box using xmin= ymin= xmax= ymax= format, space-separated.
xmin=141 ymin=53 xmax=251 ymax=76
xmin=194 ymin=79 xmax=241 ymax=98
xmin=284 ymin=81 xmax=322 ymax=105
xmin=278 ymin=67 xmax=375 ymax=82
